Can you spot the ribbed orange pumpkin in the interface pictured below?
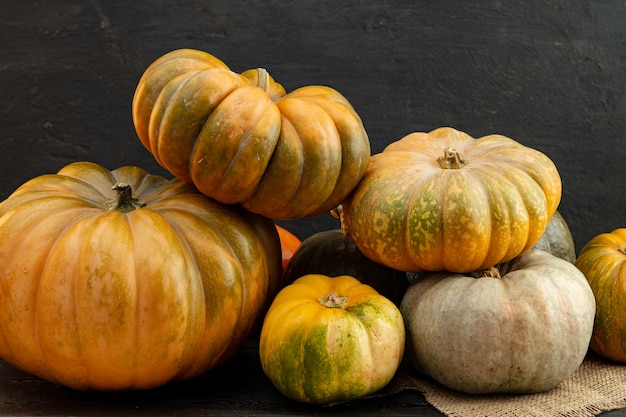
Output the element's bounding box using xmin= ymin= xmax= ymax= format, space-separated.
xmin=0 ymin=162 xmax=281 ymax=390
xmin=575 ymin=228 xmax=626 ymax=362
xmin=343 ymin=127 xmax=562 ymax=273
xmin=132 ymin=48 xmax=371 ymax=220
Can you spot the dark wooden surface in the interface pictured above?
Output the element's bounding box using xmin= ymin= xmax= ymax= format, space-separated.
xmin=0 ymin=338 xmax=443 ymax=417
xmin=2 ymin=337 xmax=626 ymax=416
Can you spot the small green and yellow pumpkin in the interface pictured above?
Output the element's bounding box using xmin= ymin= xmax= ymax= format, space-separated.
xmin=259 ymin=274 xmax=405 ymax=404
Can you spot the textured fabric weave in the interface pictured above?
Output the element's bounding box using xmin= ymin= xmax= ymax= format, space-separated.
xmin=373 ymin=353 xmax=626 ymax=417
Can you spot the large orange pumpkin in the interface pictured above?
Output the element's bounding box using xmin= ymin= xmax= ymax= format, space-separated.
xmin=132 ymin=48 xmax=371 ymax=220
xmin=342 ymin=127 xmax=562 ymax=273
xmin=0 ymin=161 xmax=281 ymax=390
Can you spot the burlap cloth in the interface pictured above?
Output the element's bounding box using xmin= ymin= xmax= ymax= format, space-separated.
xmin=369 ymin=352 xmax=626 ymax=416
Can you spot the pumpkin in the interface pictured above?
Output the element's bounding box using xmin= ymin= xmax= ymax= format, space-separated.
xmin=132 ymin=48 xmax=371 ymax=220
xmin=259 ymin=274 xmax=405 ymax=405
xmin=283 ymin=208 xmax=410 ymax=306
xmin=400 ymin=249 xmax=595 ymax=394
xmin=275 ymin=224 xmax=301 ymax=274
xmin=575 ymin=228 xmax=626 ymax=362
xmin=532 ymin=210 xmax=576 ymax=263
xmin=0 ymin=161 xmax=281 ymax=391
xmin=342 ymin=127 xmax=562 ymax=273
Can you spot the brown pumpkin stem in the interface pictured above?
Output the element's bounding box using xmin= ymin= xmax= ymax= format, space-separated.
xmin=106 ymin=183 xmax=147 ymax=213
xmin=256 ymin=68 xmax=270 ymax=93
xmin=478 ymin=266 xmax=502 ymax=279
xmin=619 ymin=246 xmax=626 ymax=255
xmin=331 ymin=205 xmax=349 ymax=236
xmin=318 ymin=291 xmax=348 ymax=309
xmin=438 ymin=147 xmax=467 ymax=169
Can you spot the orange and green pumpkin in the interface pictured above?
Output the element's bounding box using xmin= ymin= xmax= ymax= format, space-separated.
xmin=132 ymin=48 xmax=371 ymax=220
xmin=0 ymin=162 xmax=281 ymax=391
xmin=575 ymin=228 xmax=626 ymax=362
xmin=342 ymin=127 xmax=562 ymax=273
xmin=259 ymin=274 xmax=405 ymax=404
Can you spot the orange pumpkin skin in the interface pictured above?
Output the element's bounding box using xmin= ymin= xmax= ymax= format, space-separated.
xmin=132 ymin=48 xmax=371 ymax=220
xmin=0 ymin=162 xmax=281 ymax=391
xmin=342 ymin=127 xmax=562 ymax=273
xmin=275 ymin=225 xmax=301 ymax=274
xmin=575 ymin=228 xmax=626 ymax=362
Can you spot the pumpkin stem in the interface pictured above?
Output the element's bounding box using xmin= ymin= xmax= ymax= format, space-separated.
xmin=478 ymin=266 xmax=502 ymax=279
xmin=619 ymin=246 xmax=626 ymax=255
xmin=438 ymin=147 xmax=466 ymax=169
xmin=106 ymin=183 xmax=147 ymax=213
xmin=318 ymin=291 xmax=348 ymax=309
xmin=256 ymin=68 xmax=270 ymax=93
xmin=331 ymin=205 xmax=349 ymax=236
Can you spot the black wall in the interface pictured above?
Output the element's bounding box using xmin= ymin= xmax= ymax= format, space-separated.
xmin=2 ymin=0 xmax=625 ymax=254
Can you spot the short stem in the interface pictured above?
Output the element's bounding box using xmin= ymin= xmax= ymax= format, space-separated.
xmin=478 ymin=266 xmax=501 ymax=279
xmin=619 ymin=246 xmax=626 ymax=255
xmin=318 ymin=291 xmax=348 ymax=308
xmin=438 ymin=147 xmax=466 ymax=169
xmin=106 ymin=183 xmax=146 ymax=213
xmin=331 ymin=205 xmax=348 ymax=236
xmin=256 ymin=68 xmax=269 ymax=93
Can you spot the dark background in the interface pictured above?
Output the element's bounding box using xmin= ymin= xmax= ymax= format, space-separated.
xmin=1 ymin=0 xmax=624 ymax=255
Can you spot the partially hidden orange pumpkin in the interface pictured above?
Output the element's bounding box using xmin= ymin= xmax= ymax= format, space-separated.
xmin=575 ymin=228 xmax=626 ymax=362
xmin=132 ymin=48 xmax=371 ymax=220
xmin=0 ymin=161 xmax=282 ymax=391
xmin=342 ymin=127 xmax=562 ymax=273
xmin=275 ymin=224 xmax=301 ymax=274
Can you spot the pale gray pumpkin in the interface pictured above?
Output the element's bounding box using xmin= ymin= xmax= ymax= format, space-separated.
xmin=400 ymin=249 xmax=595 ymax=394
xmin=532 ymin=210 xmax=576 ymax=263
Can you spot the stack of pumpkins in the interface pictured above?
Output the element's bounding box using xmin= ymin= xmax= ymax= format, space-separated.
xmin=0 ymin=48 xmax=623 ymax=407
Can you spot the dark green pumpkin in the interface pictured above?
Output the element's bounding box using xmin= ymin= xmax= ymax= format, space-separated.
xmin=532 ymin=210 xmax=576 ymax=263
xmin=283 ymin=229 xmax=411 ymax=306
